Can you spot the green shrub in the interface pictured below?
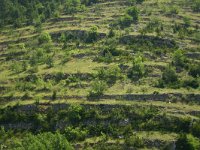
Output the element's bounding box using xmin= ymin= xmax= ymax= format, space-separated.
xmin=68 ymin=104 xmax=84 ymax=123
xmin=189 ymin=64 xmax=200 ymax=78
xmin=176 ymin=134 xmax=200 ymax=150
xmin=126 ymin=6 xmax=139 ymax=23
xmin=38 ymin=32 xmax=52 ymax=44
xmin=45 ymin=55 xmax=54 ymax=68
xmin=86 ymin=26 xmax=99 ymax=43
xmin=88 ymin=80 xmax=107 ymax=98
xmin=64 ymin=127 xmax=87 ymax=141
xmin=128 ymin=56 xmax=146 ymax=80
xmin=192 ymin=0 xmax=200 ymax=12
xmin=96 ymin=66 xmax=122 ymax=84
xmin=182 ymin=77 xmax=199 ymax=89
xmin=172 ymin=50 xmax=187 ymax=68
xmin=191 ymin=121 xmax=200 ymax=138
xmin=142 ymin=18 xmax=163 ymax=36
xmin=157 ymin=66 xmax=179 ymax=88
xmin=118 ymin=14 xmax=133 ymax=28
xmin=125 ymin=134 xmax=144 ymax=148
xmin=14 ymin=132 xmax=74 ymax=150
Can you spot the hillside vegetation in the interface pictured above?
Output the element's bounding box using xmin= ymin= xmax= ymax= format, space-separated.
xmin=0 ymin=0 xmax=200 ymax=149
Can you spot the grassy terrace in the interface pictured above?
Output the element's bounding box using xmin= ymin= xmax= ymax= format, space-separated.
xmin=0 ymin=0 xmax=200 ymax=149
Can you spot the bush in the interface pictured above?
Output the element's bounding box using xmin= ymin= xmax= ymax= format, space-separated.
xmin=192 ymin=0 xmax=200 ymax=12
xmin=128 ymin=56 xmax=146 ymax=80
xmin=14 ymin=132 xmax=74 ymax=150
xmin=45 ymin=55 xmax=54 ymax=68
xmin=162 ymin=66 xmax=178 ymax=84
xmin=38 ymin=32 xmax=52 ymax=44
xmin=96 ymin=66 xmax=122 ymax=84
xmin=68 ymin=104 xmax=84 ymax=123
xmin=182 ymin=77 xmax=199 ymax=89
xmin=88 ymin=80 xmax=107 ymax=98
xmin=102 ymin=43 xmax=123 ymax=57
xmin=191 ymin=121 xmax=200 ymax=138
xmin=176 ymin=134 xmax=200 ymax=150
xmin=142 ymin=18 xmax=163 ymax=36
xmin=64 ymin=127 xmax=87 ymax=141
xmin=125 ymin=134 xmax=144 ymax=148
xmin=172 ymin=50 xmax=187 ymax=68
xmin=86 ymin=26 xmax=99 ymax=43
xmin=126 ymin=6 xmax=139 ymax=23
xmin=118 ymin=14 xmax=133 ymax=28
xmin=157 ymin=66 xmax=179 ymax=88
xmin=189 ymin=64 xmax=200 ymax=78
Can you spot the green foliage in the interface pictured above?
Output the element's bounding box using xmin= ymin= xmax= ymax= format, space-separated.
xmin=128 ymin=56 xmax=146 ymax=80
xmin=182 ymin=77 xmax=199 ymax=89
xmin=189 ymin=64 xmax=200 ymax=78
xmin=88 ymin=80 xmax=107 ymax=98
xmin=142 ymin=18 xmax=164 ymax=36
xmin=125 ymin=134 xmax=144 ymax=148
xmin=192 ymin=0 xmax=200 ymax=12
xmin=45 ymin=55 xmax=54 ymax=68
xmin=176 ymin=134 xmax=200 ymax=150
xmin=96 ymin=66 xmax=122 ymax=84
xmin=14 ymin=132 xmax=73 ymax=150
xmin=68 ymin=104 xmax=84 ymax=123
xmin=126 ymin=6 xmax=139 ymax=23
xmin=0 ymin=0 xmax=60 ymax=27
xmin=38 ymin=32 xmax=52 ymax=44
xmin=64 ymin=127 xmax=88 ymax=141
xmin=128 ymin=0 xmax=144 ymax=4
xmin=172 ymin=50 xmax=187 ymax=68
xmin=158 ymin=66 xmax=179 ymax=88
xmin=191 ymin=121 xmax=200 ymax=138
xmin=86 ymin=26 xmax=99 ymax=43
xmin=118 ymin=14 xmax=133 ymax=29
xmin=64 ymin=0 xmax=83 ymax=14
xmin=183 ymin=17 xmax=191 ymax=28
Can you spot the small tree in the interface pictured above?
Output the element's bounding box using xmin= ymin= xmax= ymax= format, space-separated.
xmin=46 ymin=55 xmax=54 ymax=68
xmin=88 ymin=80 xmax=107 ymax=98
xmin=128 ymin=56 xmax=146 ymax=80
xmin=38 ymin=32 xmax=52 ymax=44
xmin=86 ymin=26 xmax=99 ymax=43
xmin=118 ymin=14 xmax=133 ymax=29
xmin=158 ymin=65 xmax=179 ymax=88
xmin=176 ymin=134 xmax=200 ymax=150
xmin=172 ymin=50 xmax=187 ymax=68
xmin=189 ymin=63 xmax=200 ymax=78
xmin=126 ymin=6 xmax=139 ymax=23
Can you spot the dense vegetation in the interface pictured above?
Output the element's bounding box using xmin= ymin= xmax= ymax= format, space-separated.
xmin=0 ymin=0 xmax=200 ymax=149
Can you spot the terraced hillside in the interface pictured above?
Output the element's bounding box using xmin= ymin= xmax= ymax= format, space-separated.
xmin=0 ymin=0 xmax=200 ymax=149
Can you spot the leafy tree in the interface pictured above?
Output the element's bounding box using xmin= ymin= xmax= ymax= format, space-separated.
xmin=182 ymin=77 xmax=199 ymax=89
xmin=157 ymin=65 xmax=180 ymax=88
xmin=128 ymin=56 xmax=146 ymax=80
xmin=126 ymin=6 xmax=139 ymax=23
xmin=14 ymin=132 xmax=74 ymax=150
xmin=38 ymin=32 xmax=52 ymax=44
xmin=88 ymin=80 xmax=107 ymax=98
xmin=118 ymin=14 xmax=133 ymax=28
xmin=192 ymin=0 xmax=200 ymax=12
xmin=46 ymin=55 xmax=54 ymax=68
xmin=172 ymin=50 xmax=187 ymax=68
xmin=86 ymin=26 xmax=99 ymax=43
xmin=189 ymin=64 xmax=200 ymax=78
xmin=142 ymin=18 xmax=164 ymax=36
xmin=64 ymin=0 xmax=82 ymax=14
xmin=96 ymin=66 xmax=122 ymax=84
xmin=64 ymin=127 xmax=87 ymax=141
xmin=176 ymin=134 xmax=200 ymax=150
xmin=68 ymin=104 xmax=84 ymax=123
